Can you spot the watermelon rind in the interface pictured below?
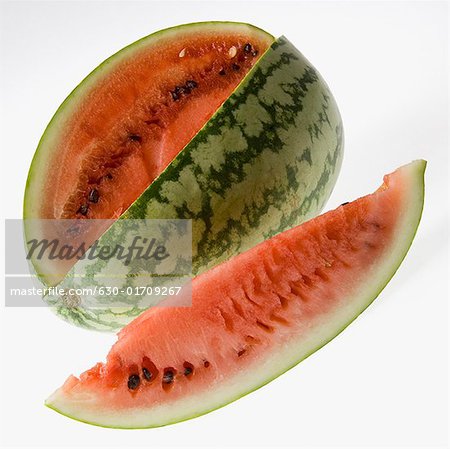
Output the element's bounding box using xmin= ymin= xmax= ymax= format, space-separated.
xmin=45 ymin=160 xmax=426 ymax=428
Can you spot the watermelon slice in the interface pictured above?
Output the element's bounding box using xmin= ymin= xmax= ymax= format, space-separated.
xmin=46 ymin=160 xmax=425 ymax=428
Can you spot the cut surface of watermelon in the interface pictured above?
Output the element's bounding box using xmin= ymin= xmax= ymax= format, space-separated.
xmin=46 ymin=160 xmax=426 ymax=428
xmin=24 ymin=22 xmax=273 ymax=221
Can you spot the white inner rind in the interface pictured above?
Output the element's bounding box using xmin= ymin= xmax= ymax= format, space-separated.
xmin=46 ymin=161 xmax=426 ymax=429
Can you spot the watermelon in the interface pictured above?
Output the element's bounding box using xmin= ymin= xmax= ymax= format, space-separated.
xmin=46 ymin=160 xmax=426 ymax=428
xmin=24 ymin=22 xmax=344 ymax=331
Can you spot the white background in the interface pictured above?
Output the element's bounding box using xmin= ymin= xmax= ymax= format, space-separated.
xmin=0 ymin=1 xmax=448 ymax=448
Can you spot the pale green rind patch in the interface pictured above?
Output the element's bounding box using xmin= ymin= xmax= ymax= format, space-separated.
xmin=234 ymin=94 xmax=272 ymax=137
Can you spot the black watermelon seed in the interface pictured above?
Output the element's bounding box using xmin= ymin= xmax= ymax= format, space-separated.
xmin=78 ymin=204 xmax=88 ymax=216
xmin=88 ymin=188 xmax=99 ymax=203
xmin=252 ymin=50 xmax=259 ymax=57
xmin=185 ymin=80 xmax=198 ymax=90
xmin=184 ymin=366 xmax=193 ymax=376
xmin=127 ymin=374 xmax=140 ymax=390
xmin=162 ymin=370 xmax=174 ymax=384
xmin=128 ymin=134 xmax=142 ymax=142
xmin=203 ymin=360 xmax=210 ymax=368
xmin=175 ymin=86 xmax=184 ymax=94
xmin=105 ymin=173 xmax=113 ymax=180
xmin=244 ymin=43 xmax=252 ymax=53
xmin=232 ymin=63 xmax=240 ymax=72
xmin=172 ymin=85 xmax=187 ymax=100
xmin=142 ymin=367 xmax=152 ymax=381
xmin=219 ymin=69 xmax=226 ymax=76
xmin=340 ymin=202 xmax=349 ymax=206
xmin=237 ymin=349 xmax=246 ymax=357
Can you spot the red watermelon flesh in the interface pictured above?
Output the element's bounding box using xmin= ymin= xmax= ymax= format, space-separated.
xmin=46 ymin=160 xmax=426 ymax=428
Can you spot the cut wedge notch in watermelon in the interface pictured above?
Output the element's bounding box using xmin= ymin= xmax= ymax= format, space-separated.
xmin=46 ymin=160 xmax=426 ymax=428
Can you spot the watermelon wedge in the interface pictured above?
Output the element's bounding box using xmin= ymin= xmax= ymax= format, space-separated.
xmin=46 ymin=160 xmax=425 ymax=428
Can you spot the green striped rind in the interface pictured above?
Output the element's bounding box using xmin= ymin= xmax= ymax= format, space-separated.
xmin=51 ymin=36 xmax=344 ymax=331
